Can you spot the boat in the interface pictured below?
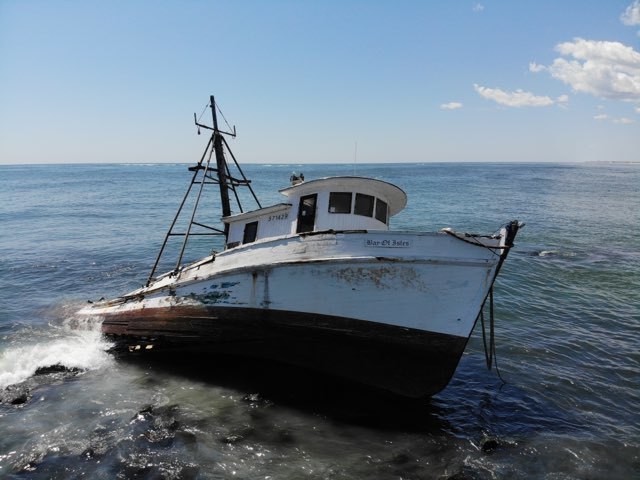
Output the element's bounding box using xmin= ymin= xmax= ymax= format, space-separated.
xmin=79 ymin=96 xmax=520 ymax=398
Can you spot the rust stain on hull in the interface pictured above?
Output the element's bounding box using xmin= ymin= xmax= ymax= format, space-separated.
xmin=329 ymin=265 xmax=428 ymax=291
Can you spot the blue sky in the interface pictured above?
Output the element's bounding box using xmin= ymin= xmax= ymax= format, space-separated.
xmin=1 ymin=1 xmax=639 ymax=164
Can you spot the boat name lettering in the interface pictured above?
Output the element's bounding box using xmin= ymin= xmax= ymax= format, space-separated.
xmin=268 ymin=213 xmax=289 ymax=222
xmin=364 ymin=238 xmax=411 ymax=248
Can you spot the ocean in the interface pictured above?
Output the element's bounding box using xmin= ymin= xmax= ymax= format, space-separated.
xmin=0 ymin=162 xmax=638 ymax=479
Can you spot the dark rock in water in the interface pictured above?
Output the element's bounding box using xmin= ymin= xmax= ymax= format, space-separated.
xmin=242 ymin=392 xmax=273 ymax=407
xmin=34 ymin=364 xmax=82 ymax=376
xmin=1 ymin=384 xmax=32 ymax=406
xmin=136 ymin=404 xmax=154 ymax=417
xmin=130 ymin=404 xmax=181 ymax=447
xmin=22 ymin=462 xmax=38 ymax=472
xmin=481 ymin=439 xmax=500 ymax=454
xmin=81 ymin=447 xmax=95 ymax=459
xmin=10 ymin=393 xmax=30 ymax=405
xmin=219 ymin=433 xmax=245 ymax=445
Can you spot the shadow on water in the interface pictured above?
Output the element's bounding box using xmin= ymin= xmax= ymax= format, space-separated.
xmin=117 ymin=351 xmax=451 ymax=433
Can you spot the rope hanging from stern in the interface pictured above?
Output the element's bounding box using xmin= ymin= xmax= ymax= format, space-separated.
xmin=480 ymin=287 xmax=507 ymax=385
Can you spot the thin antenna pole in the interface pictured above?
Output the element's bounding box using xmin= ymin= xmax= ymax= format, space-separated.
xmin=353 ymin=141 xmax=358 ymax=176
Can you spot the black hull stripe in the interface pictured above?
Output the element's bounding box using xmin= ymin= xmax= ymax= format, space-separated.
xmin=101 ymin=306 xmax=468 ymax=398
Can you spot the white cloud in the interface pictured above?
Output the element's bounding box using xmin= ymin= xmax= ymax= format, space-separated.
xmin=473 ymin=3 xmax=484 ymax=12
xmin=593 ymin=113 xmax=636 ymax=124
xmin=636 ymin=106 xmax=640 ymax=113
xmin=546 ymin=38 xmax=640 ymax=102
xmin=473 ymin=84 xmax=554 ymax=107
xmin=555 ymin=94 xmax=570 ymax=108
xmin=621 ymin=0 xmax=640 ymax=25
xmin=440 ymin=102 xmax=463 ymax=110
xmin=529 ymin=62 xmax=546 ymax=73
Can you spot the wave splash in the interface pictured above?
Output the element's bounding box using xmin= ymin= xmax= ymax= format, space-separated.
xmin=0 ymin=315 xmax=113 ymax=389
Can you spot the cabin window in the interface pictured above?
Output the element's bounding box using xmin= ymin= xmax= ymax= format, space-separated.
xmin=354 ymin=193 xmax=374 ymax=217
xmin=375 ymin=199 xmax=388 ymax=224
xmin=329 ymin=192 xmax=352 ymax=213
xmin=243 ymin=221 xmax=258 ymax=244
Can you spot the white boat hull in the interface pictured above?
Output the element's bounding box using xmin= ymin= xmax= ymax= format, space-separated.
xmin=80 ymin=226 xmax=518 ymax=397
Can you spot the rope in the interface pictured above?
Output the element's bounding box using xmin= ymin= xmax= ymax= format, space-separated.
xmin=197 ymin=103 xmax=209 ymax=123
xmin=480 ymin=288 xmax=507 ymax=385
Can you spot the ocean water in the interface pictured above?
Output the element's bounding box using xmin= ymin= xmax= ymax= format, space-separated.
xmin=0 ymin=162 xmax=638 ymax=479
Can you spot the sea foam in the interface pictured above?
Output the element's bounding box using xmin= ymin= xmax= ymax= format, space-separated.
xmin=0 ymin=317 xmax=113 ymax=389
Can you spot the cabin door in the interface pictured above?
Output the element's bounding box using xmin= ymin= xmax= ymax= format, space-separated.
xmin=296 ymin=194 xmax=317 ymax=233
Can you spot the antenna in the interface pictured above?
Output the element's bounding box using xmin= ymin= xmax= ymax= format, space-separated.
xmin=353 ymin=141 xmax=358 ymax=176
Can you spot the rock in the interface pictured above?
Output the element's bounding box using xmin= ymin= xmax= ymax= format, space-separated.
xmin=81 ymin=447 xmax=95 ymax=459
xmin=10 ymin=393 xmax=30 ymax=405
xmin=34 ymin=364 xmax=81 ymax=376
xmin=481 ymin=439 xmax=500 ymax=454
xmin=0 ymin=385 xmax=32 ymax=406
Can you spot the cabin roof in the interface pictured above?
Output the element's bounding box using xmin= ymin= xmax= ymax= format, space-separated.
xmin=279 ymin=176 xmax=407 ymax=216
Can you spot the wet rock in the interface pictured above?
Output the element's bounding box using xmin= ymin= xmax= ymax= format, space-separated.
xmin=0 ymin=384 xmax=32 ymax=406
xmin=136 ymin=404 xmax=154 ymax=417
xmin=131 ymin=404 xmax=181 ymax=447
xmin=219 ymin=433 xmax=245 ymax=445
xmin=10 ymin=393 xmax=30 ymax=405
xmin=22 ymin=461 xmax=38 ymax=472
xmin=242 ymin=392 xmax=273 ymax=407
xmin=81 ymin=447 xmax=95 ymax=459
xmin=34 ymin=364 xmax=82 ymax=376
xmin=481 ymin=438 xmax=500 ymax=454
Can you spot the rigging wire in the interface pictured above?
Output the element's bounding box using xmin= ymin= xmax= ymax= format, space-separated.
xmin=480 ymin=288 xmax=507 ymax=385
xmin=197 ymin=103 xmax=210 ymax=123
xmin=216 ymin=103 xmax=234 ymax=133
xmin=440 ymin=229 xmax=504 ymax=257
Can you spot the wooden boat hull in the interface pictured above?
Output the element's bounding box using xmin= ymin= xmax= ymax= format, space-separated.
xmin=81 ymin=226 xmax=519 ymax=398
xmin=101 ymin=305 xmax=468 ymax=398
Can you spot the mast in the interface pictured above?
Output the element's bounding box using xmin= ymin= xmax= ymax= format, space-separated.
xmin=144 ymin=95 xmax=261 ymax=286
xmin=211 ymin=96 xmax=232 ymax=225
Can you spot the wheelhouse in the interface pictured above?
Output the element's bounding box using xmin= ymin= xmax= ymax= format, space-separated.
xmin=223 ymin=176 xmax=407 ymax=249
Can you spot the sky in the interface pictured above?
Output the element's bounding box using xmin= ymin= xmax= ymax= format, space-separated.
xmin=1 ymin=0 xmax=639 ymax=164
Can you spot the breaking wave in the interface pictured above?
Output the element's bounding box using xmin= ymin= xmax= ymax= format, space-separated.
xmin=0 ymin=315 xmax=113 ymax=389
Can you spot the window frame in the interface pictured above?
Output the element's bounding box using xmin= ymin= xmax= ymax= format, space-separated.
xmin=375 ymin=198 xmax=388 ymax=224
xmin=354 ymin=193 xmax=375 ymax=217
xmin=328 ymin=192 xmax=353 ymax=214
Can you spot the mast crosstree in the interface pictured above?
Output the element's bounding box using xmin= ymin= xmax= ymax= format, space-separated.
xmin=146 ymin=96 xmax=261 ymax=286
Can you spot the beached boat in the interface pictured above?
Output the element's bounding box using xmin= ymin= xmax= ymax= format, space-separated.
xmin=79 ymin=96 xmax=520 ymax=398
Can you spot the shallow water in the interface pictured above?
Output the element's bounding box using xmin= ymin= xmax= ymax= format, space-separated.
xmin=1 ymin=162 xmax=639 ymax=479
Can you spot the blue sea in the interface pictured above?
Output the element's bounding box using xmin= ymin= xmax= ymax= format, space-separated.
xmin=0 ymin=162 xmax=638 ymax=479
